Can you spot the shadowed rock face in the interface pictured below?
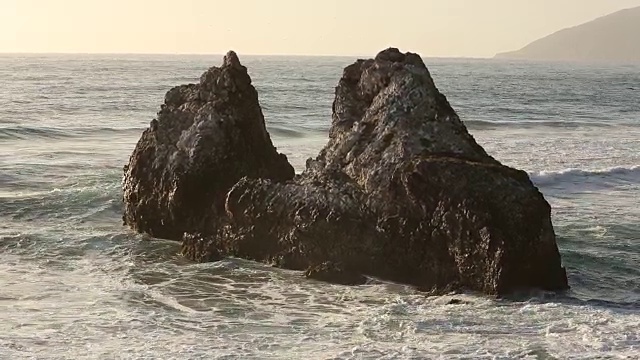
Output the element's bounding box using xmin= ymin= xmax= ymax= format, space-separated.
xmin=122 ymin=51 xmax=294 ymax=241
xmin=123 ymin=48 xmax=569 ymax=296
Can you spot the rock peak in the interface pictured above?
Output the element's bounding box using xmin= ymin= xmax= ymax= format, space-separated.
xmin=374 ymin=47 xmax=426 ymax=68
xmin=223 ymin=50 xmax=242 ymax=68
xmin=375 ymin=47 xmax=405 ymax=62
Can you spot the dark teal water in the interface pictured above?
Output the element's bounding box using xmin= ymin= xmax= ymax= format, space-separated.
xmin=0 ymin=54 xmax=638 ymax=359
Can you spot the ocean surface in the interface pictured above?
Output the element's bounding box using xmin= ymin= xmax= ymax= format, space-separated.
xmin=0 ymin=54 xmax=639 ymax=359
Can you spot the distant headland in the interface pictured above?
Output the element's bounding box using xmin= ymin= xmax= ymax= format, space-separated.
xmin=495 ymin=6 xmax=640 ymax=63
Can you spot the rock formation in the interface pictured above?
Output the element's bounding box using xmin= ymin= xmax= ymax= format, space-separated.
xmin=122 ymin=51 xmax=294 ymax=241
xmin=123 ymin=48 xmax=569 ymax=296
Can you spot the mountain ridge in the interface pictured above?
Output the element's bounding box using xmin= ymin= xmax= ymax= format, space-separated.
xmin=495 ymin=6 xmax=640 ymax=62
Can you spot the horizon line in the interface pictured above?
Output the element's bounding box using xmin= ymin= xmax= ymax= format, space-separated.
xmin=0 ymin=50 xmax=494 ymax=60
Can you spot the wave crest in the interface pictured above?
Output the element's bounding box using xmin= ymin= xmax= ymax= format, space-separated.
xmin=464 ymin=119 xmax=622 ymax=130
xmin=530 ymin=165 xmax=640 ymax=186
xmin=0 ymin=126 xmax=143 ymax=140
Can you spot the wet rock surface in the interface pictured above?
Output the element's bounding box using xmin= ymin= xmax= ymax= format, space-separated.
xmin=123 ymin=48 xmax=569 ymax=295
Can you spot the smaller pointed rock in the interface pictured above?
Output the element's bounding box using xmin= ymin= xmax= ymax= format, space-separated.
xmin=122 ymin=51 xmax=294 ymax=240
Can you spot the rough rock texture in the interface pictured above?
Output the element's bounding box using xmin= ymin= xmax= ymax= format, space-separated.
xmin=122 ymin=51 xmax=294 ymax=240
xmin=124 ymin=48 xmax=569 ymax=296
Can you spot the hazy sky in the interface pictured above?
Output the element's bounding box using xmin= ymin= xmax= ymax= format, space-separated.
xmin=2 ymin=0 xmax=640 ymax=57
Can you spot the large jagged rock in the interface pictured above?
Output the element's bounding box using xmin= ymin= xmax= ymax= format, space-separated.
xmin=124 ymin=48 xmax=569 ymax=296
xmin=122 ymin=51 xmax=294 ymax=240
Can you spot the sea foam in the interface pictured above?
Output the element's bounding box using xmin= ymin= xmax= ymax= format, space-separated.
xmin=529 ymin=165 xmax=640 ymax=187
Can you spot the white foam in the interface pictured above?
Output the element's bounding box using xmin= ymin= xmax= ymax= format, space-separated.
xmin=529 ymin=165 xmax=640 ymax=187
xmin=4 ymin=250 xmax=638 ymax=359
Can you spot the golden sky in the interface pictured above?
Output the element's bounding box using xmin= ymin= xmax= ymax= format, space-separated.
xmin=2 ymin=0 xmax=639 ymax=57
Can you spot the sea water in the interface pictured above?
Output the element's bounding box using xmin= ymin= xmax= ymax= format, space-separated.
xmin=0 ymin=54 xmax=638 ymax=359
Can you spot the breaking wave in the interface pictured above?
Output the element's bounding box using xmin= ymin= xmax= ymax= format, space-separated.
xmin=530 ymin=165 xmax=640 ymax=187
xmin=0 ymin=126 xmax=143 ymax=140
xmin=464 ymin=119 xmax=624 ymax=129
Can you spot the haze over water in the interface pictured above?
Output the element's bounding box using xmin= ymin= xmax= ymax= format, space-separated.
xmin=4 ymin=0 xmax=640 ymax=57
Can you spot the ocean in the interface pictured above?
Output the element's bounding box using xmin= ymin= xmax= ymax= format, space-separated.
xmin=0 ymin=54 xmax=638 ymax=359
